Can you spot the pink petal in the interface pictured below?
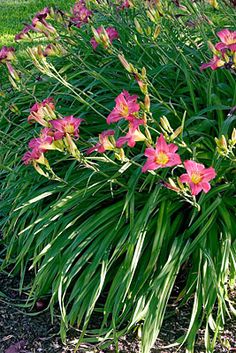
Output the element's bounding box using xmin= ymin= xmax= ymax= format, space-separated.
xmin=200 ymin=181 xmax=211 ymax=193
xmin=180 ymin=173 xmax=191 ymax=183
xmin=142 ymin=161 xmax=159 ymax=173
xmin=202 ymin=167 xmax=216 ymax=182
xmin=189 ymin=182 xmax=202 ymax=196
xmin=156 ymin=134 xmax=168 ymax=153
xmin=168 ymin=143 xmax=178 ymax=153
xmin=217 ymin=29 xmax=231 ymax=43
xmin=144 ymin=147 xmax=156 ymax=158
xmin=166 ymin=153 xmax=181 ymax=167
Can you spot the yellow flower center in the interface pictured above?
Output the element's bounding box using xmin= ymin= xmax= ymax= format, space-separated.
xmin=191 ymin=173 xmax=202 ymax=184
xmin=64 ymin=124 xmax=75 ymax=134
xmin=156 ymin=152 xmax=169 ymax=165
xmin=121 ymin=104 xmax=129 ymax=117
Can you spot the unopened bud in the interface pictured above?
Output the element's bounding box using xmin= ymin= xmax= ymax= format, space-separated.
xmin=134 ymin=18 xmax=143 ymax=34
xmin=160 ymin=116 xmax=173 ymax=133
xmin=208 ymin=41 xmax=218 ymax=55
xmin=171 ymin=126 xmax=183 ymax=140
xmin=153 ymin=25 xmax=160 ymax=39
xmin=215 ymin=135 xmax=227 ymax=150
xmin=144 ymin=95 xmax=150 ymax=111
xmin=231 ymin=128 xmax=236 ymax=145
xmin=118 ymin=54 xmax=132 ymax=73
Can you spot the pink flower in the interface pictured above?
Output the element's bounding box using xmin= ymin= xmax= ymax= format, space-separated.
xmin=180 ymin=160 xmax=216 ymax=196
xmin=87 ymin=130 xmax=115 ymax=154
xmin=28 ymin=98 xmax=55 ymax=126
xmin=142 ymin=134 xmax=181 ymax=173
xmin=116 ymin=120 xmax=146 ymax=148
xmin=28 ymin=134 xmax=54 ymax=153
xmin=50 ymin=115 xmax=83 ymax=139
xmin=117 ymin=0 xmax=130 ymax=10
xmin=200 ymin=55 xmax=225 ymax=71
xmin=15 ymin=25 xmax=32 ymax=41
xmin=71 ymin=1 xmax=92 ymax=28
xmin=22 ymin=149 xmax=43 ymax=165
xmin=215 ymin=29 xmax=236 ymax=52
xmin=0 ymin=46 xmax=15 ymax=63
xmin=90 ymin=26 xmax=119 ymax=50
xmin=107 ymin=90 xmax=140 ymax=124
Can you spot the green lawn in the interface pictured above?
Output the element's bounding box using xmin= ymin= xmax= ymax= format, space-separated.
xmin=0 ymin=0 xmax=75 ymax=46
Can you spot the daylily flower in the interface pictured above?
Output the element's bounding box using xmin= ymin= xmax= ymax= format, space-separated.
xmin=32 ymin=7 xmax=50 ymax=23
xmin=31 ymin=8 xmax=57 ymax=38
xmin=71 ymin=1 xmax=92 ymax=28
xmin=15 ymin=25 xmax=32 ymax=41
xmin=28 ymin=134 xmax=54 ymax=153
xmin=0 ymin=46 xmax=15 ymax=63
xmin=90 ymin=27 xmax=119 ymax=50
xmin=28 ymin=98 xmax=56 ymax=126
xmin=200 ymin=55 xmax=225 ymax=71
xmin=50 ymin=115 xmax=83 ymax=139
xmin=117 ymin=0 xmax=131 ymax=10
xmin=215 ymin=29 xmax=236 ymax=52
xmin=142 ymin=134 xmax=181 ymax=173
xmin=116 ymin=120 xmax=146 ymax=148
xmin=107 ymin=90 xmax=140 ymax=124
xmin=87 ymin=130 xmax=115 ymax=154
xmin=180 ymin=160 xmax=216 ymax=196
xmin=22 ymin=149 xmax=43 ymax=165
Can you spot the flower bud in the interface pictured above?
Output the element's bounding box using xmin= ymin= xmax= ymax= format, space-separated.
xmin=134 ymin=18 xmax=143 ymax=34
xmin=170 ymin=126 xmax=183 ymax=140
xmin=215 ymin=135 xmax=228 ymax=151
xmin=230 ymin=128 xmax=236 ymax=146
xmin=160 ymin=116 xmax=173 ymax=133
xmin=118 ymin=54 xmax=132 ymax=73
xmin=153 ymin=25 xmax=160 ymax=39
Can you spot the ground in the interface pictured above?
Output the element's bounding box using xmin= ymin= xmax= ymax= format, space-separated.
xmin=0 ymin=272 xmax=235 ymax=353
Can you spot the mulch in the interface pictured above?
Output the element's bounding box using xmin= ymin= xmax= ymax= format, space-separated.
xmin=0 ymin=272 xmax=235 ymax=353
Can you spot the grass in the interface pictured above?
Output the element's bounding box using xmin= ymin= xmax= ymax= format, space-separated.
xmin=0 ymin=0 xmax=75 ymax=46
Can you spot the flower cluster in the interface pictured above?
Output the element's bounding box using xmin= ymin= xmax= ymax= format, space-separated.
xmin=201 ymin=29 xmax=236 ymax=71
xmin=23 ymin=98 xmax=83 ymax=167
xmin=85 ymin=91 xmax=216 ymax=197
xmin=70 ymin=0 xmax=92 ymax=28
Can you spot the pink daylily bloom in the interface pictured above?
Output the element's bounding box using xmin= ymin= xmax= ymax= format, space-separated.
xmin=32 ymin=7 xmax=50 ymax=23
xmin=0 ymin=46 xmax=15 ymax=63
xmin=87 ymin=129 xmax=115 ymax=154
xmin=215 ymin=29 xmax=236 ymax=52
xmin=117 ymin=0 xmax=131 ymax=10
xmin=180 ymin=160 xmax=216 ymax=196
xmin=15 ymin=25 xmax=32 ymax=41
xmin=50 ymin=115 xmax=83 ymax=139
xmin=107 ymin=90 xmax=140 ymax=124
xmin=28 ymin=134 xmax=54 ymax=153
xmin=22 ymin=149 xmax=43 ymax=165
xmin=200 ymin=55 xmax=225 ymax=71
xmin=71 ymin=1 xmax=92 ymax=28
xmin=28 ymin=98 xmax=55 ymax=126
xmin=116 ymin=120 xmax=146 ymax=148
xmin=142 ymin=134 xmax=181 ymax=173
xmin=90 ymin=26 xmax=119 ymax=50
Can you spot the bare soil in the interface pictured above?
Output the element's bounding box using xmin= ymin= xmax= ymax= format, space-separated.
xmin=0 ymin=272 xmax=235 ymax=353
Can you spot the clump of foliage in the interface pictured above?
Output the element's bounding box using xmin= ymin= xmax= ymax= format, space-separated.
xmin=0 ymin=1 xmax=235 ymax=352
